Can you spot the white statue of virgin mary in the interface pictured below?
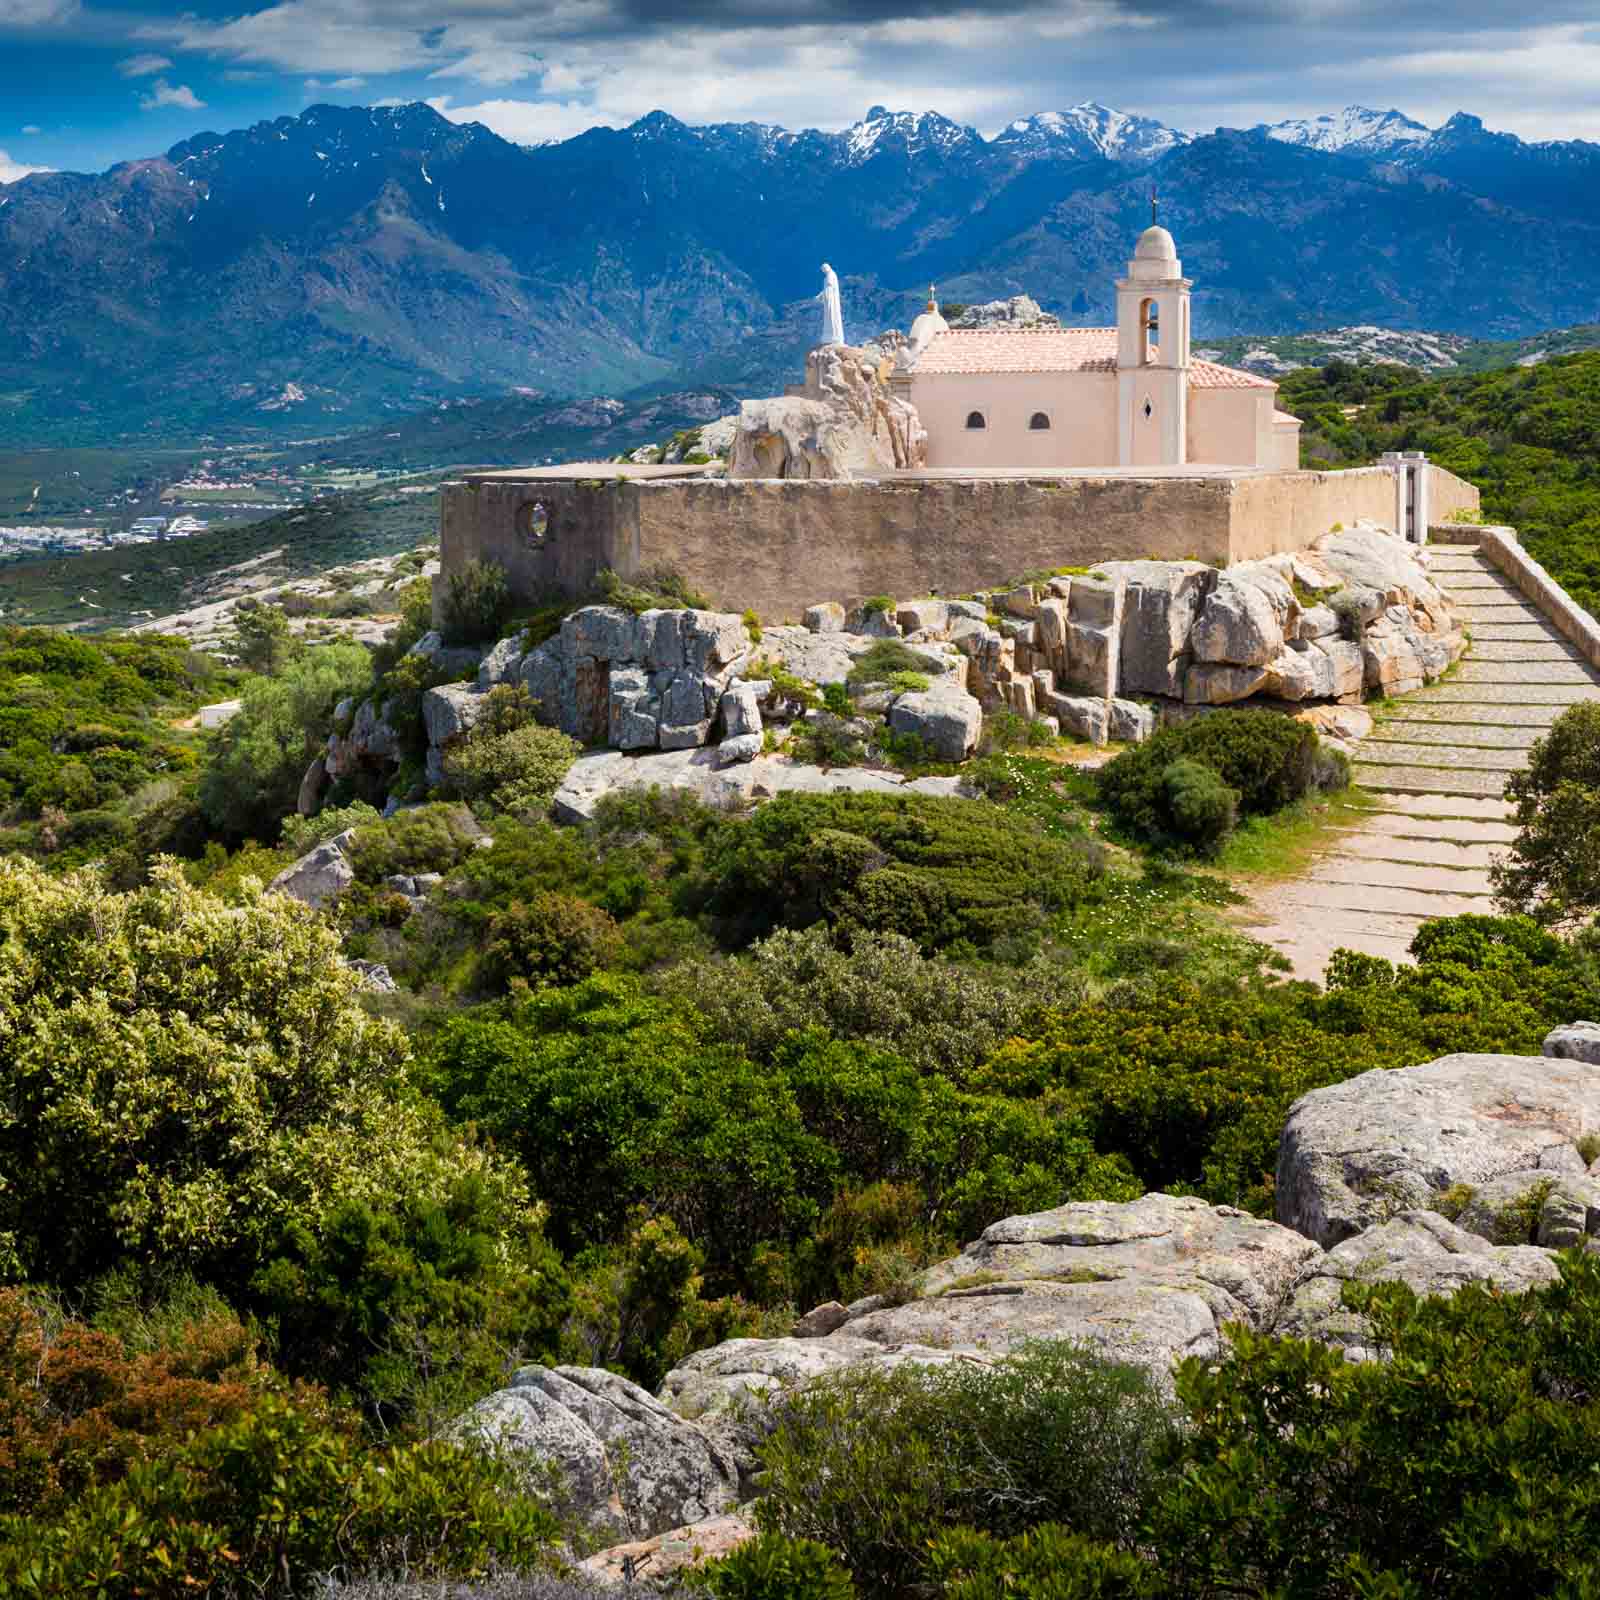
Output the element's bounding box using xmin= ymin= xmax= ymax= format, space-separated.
xmin=817 ymin=262 xmax=844 ymax=348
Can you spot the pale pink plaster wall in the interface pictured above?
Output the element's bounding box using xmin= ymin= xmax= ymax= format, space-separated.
xmin=1271 ymin=418 xmax=1302 ymax=472
xmin=1187 ymin=387 xmax=1275 ymax=467
xmin=911 ymin=371 xmax=1118 ymax=468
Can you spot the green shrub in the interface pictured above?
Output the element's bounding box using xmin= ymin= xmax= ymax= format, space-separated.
xmin=822 ymin=681 xmax=853 ymax=716
xmin=690 ymin=791 xmax=1106 ymax=956
xmin=655 ymin=926 xmax=1067 ymax=1075
xmin=0 ymin=1391 xmax=559 ymax=1598
xmin=861 ymin=595 xmax=895 ymax=616
xmin=442 ymin=722 xmax=580 ymax=817
xmin=440 ymin=559 xmax=514 ymax=647
xmin=1150 ymin=1253 xmax=1600 ymax=1598
xmin=926 ymin=1526 xmax=1155 ymax=1600
xmin=345 ymin=802 xmax=487 ymax=882
xmin=198 ymin=643 xmax=371 ymax=841
xmin=846 ymin=640 xmax=943 ymax=688
xmin=693 ymin=1532 xmax=857 ymax=1600
xmin=887 ymin=670 xmax=929 ymax=694
xmin=0 ymin=857 xmax=539 ymax=1313
xmin=1096 ymin=710 xmax=1320 ymax=854
xmin=743 ymin=608 xmax=764 ymax=644
xmin=280 ymin=799 xmax=383 ymax=856
xmin=594 ymin=566 xmax=710 ymax=614
xmin=754 ymin=1343 xmax=1178 ymax=1594
xmin=482 ymin=891 xmax=626 ymax=989
xmin=1160 ymin=759 xmax=1238 ymax=856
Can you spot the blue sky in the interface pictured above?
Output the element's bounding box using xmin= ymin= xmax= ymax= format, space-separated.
xmin=4 ymin=0 xmax=1600 ymax=182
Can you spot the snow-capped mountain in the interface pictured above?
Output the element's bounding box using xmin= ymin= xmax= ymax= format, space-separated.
xmin=993 ymin=103 xmax=1191 ymax=164
xmin=5 ymin=97 xmax=1600 ymax=441
xmin=1259 ymin=106 xmax=1432 ymax=159
xmin=842 ymin=106 xmax=982 ymax=166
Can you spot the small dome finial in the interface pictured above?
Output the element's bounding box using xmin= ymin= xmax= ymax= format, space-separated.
xmin=1151 ymin=186 xmax=1158 ymax=226
xmin=927 ymin=283 xmax=938 ymax=313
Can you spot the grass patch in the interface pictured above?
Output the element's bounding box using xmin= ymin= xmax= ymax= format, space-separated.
xmin=1211 ymin=787 xmax=1379 ymax=880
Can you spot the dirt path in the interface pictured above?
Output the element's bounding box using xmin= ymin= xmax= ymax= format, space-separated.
xmin=1241 ymin=545 xmax=1600 ymax=980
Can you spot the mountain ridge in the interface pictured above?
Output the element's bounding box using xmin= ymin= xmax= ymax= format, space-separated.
xmin=3 ymin=98 xmax=1598 ymax=446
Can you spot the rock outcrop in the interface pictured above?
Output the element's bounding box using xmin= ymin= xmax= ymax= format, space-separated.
xmin=462 ymin=1365 xmax=740 ymax=1542
xmin=1276 ymin=1211 xmax=1561 ymax=1359
xmin=728 ymin=344 xmax=926 ymax=480
xmin=1276 ymin=1040 xmax=1600 ymax=1248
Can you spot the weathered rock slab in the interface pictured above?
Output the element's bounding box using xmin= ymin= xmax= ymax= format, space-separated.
xmin=462 ymin=1365 xmax=738 ymax=1542
xmin=1276 ymin=1211 xmax=1560 ymax=1359
xmin=1277 ymin=1050 xmax=1600 ymax=1248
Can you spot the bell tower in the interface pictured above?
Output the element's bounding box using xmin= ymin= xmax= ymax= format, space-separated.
xmin=1116 ymin=205 xmax=1191 ymax=467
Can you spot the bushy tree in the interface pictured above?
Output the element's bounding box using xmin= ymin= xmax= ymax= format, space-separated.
xmin=198 ymin=642 xmax=370 ymax=840
xmin=232 ymin=599 xmax=297 ymax=675
xmin=1494 ymin=701 xmax=1600 ymax=922
xmin=0 ymin=857 xmax=537 ymax=1295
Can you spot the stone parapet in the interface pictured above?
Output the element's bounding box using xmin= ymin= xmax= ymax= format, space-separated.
xmin=1430 ymin=521 xmax=1600 ymax=674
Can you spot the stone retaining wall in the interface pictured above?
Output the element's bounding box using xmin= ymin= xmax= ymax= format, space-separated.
xmin=442 ymin=462 xmax=1480 ymax=623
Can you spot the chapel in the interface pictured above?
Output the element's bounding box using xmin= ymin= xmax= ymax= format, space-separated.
xmin=888 ymin=222 xmax=1302 ymax=472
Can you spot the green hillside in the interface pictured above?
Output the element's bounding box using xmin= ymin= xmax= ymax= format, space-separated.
xmin=1281 ymin=350 xmax=1600 ymax=614
xmin=0 ymin=475 xmax=444 ymax=629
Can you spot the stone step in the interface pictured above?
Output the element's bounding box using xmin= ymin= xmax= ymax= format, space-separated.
xmin=1464 ymin=638 xmax=1586 ymax=662
xmin=1469 ymin=623 xmax=1570 ymax=642
xmin=1366 ymin=720 xmax=1542 ymax=751
xmin=1353 ymin=763 xmax=1511 ymax=797
xmin=1426 ymin=550 xmax=1494 ymax=568
xmin=1405 ymin=681 xmax=1600 ymax=705
xmin=1301 ymin=855 xmax=1495 ymax=895
xmin=1453 ymin=602 xmax=1546 ymax=623
xmin=1261 ymin=877 xmax=1498 ymax=920
xmin=1340 ymin=812 xmax=1518 ymax=846
xmin=1452 ymin=659 xmax=1597 ymax=685
xmin=1360 ymin=790 xmax=1515 ymax=821
xmin=1356 ymin=742 xmax=1523 ymax=772
xmin=1239 ymin=909 xmax=1420 ymax=971
xmin=1379 ymin=700 xmax=1566 ymax=728
xmin=1330 ymin=831 xmax=1505 ymax=869
xmin=1433 ymin=571 xmax=1509 ymax=589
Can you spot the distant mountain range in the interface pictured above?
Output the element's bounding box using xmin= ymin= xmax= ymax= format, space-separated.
xmin=2 ymin=99 xmax=1598 ymax=446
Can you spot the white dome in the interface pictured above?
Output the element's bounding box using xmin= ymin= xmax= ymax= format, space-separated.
xmin=910 ymin=308 xmax=949 ymax=344
xmin=1134 ymin=224 xmax=1177 ymax=260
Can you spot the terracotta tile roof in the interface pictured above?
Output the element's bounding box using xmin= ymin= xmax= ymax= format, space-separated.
xmin=1189 ymin=360 xmax=1278 ymax=391
xmin=914 ymin=327 xmax=1118 ymax=373
xmin=912 ymin=328 xmax=1278 ymax=389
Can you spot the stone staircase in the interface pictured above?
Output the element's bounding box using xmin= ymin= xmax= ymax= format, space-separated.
xmin=1245 ymin=543 xmax=1600 ymax=977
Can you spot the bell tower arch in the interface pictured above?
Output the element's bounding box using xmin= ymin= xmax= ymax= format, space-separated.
xmin=1116 ymin=211 xmax=1191 ymax=467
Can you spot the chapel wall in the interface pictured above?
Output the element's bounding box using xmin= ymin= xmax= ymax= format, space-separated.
xmin=1426 ymin=463 xmax=1483 ymax=524
xmin=1187 ymin=388 xmax=1274 ymax=469
xmin=441 ymin=472 xmax=1238 ymax=622
xmin=913 ymin=372 xmax=1118 ymax=469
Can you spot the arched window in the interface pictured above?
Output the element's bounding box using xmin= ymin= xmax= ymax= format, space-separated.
xmin=1028 ymin=411 xmax=1051 ymax=431
xmin=965 ymin=410 xmax=987 ymax=430
xmin=1139 ymin=297 xmax=1159 ymax=364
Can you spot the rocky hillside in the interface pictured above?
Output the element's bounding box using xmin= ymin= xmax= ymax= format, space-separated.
xmin=3 ymin=99 xmax=1599 ymax=443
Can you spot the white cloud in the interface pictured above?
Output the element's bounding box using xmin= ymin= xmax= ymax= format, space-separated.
xmin=330 ymin=75 xmax=368 ymax=89
xmin=427 ymin=94 xmax=619 ymax=144
xmin=428 ymin=49 xmax=542 ymax=85
xmin=0 ymin=148 xmax=51 ymax=182
xmin=0 ymin=0 xmax=76 ymax=24
xmin=20 ymin=124 xmax=41 ymax=135
xmin=139 ymin=79 xmax=207 ymax=112
xmin=117 ymin=52 xmax=173 ymax=78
